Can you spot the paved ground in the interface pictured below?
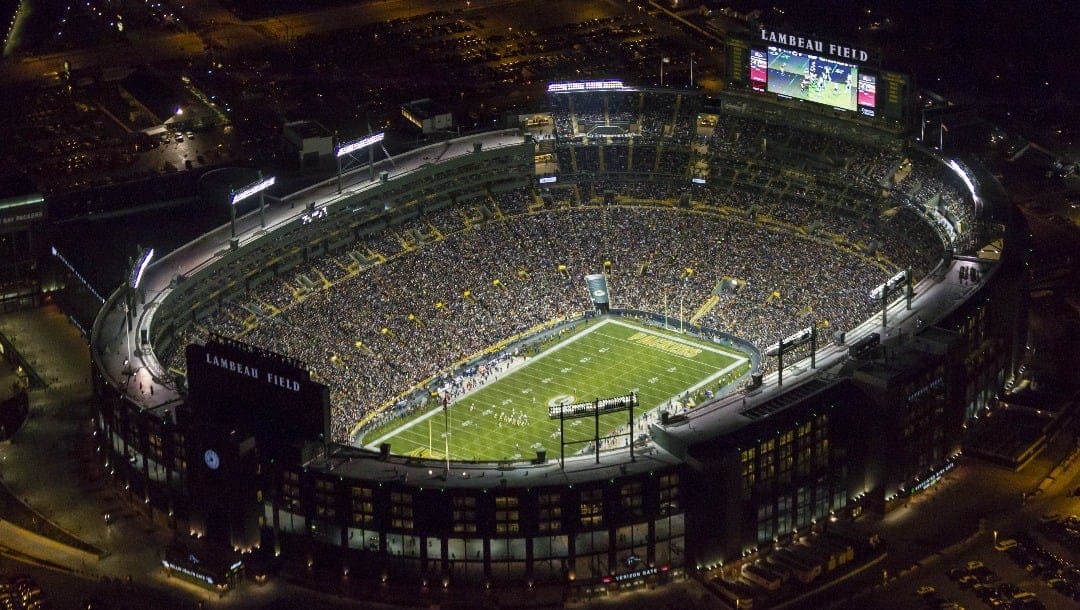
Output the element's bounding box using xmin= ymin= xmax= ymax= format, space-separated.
xmin=825 ymin=406 xmax=1080 ymax=610
xmin=0 ymin=306 xmax=405 ymax=608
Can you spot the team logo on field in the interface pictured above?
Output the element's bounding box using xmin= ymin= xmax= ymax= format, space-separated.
xmin=547 ymin=395 xmax=575 ymax=408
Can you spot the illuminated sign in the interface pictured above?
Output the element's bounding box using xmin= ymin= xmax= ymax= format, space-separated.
xmin=905 ymin=460 xmax=955 ymax=496
xmin=546 ymin=80 xmax=625 ymax=93
xmin=759 ymin=29 xmax=869 ymax=62
xmin=204 ymin=352 xmax=301 ymax=392
xmin=538 ymin=176 xmax=557 ymax=184
xmin=601 ymin=566 xmax=662 ymax=583
xmin=162 ymin=560 xmax=215 ymax=585
xmin=857 ymin=73 xmax=877 ymax=116
xmin=691 ymin=177 xmax=707 ymax=184
xmin=749 ymin=48 xmax=767 ymax=92
xmin=336 ymin=132 xmax=385 ymax=157
xmin=549 ymin=392 xmax=637 ymax=419
xmin=231 ymin=176 xmax=275 ymax=205
xmin=51 ymin=245 xmax=106 ymax=303
xmin=0 ymin=195 xmax=45 ymax=226
xmin=907 ymin=377 xmax=944 ymax=404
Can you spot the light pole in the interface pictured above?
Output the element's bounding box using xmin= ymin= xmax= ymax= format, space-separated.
xmin=660 ymin=56 xmax=670 ymax=87
xmin=336 ymin=131 xmax=385 ymax=193
xmin=125 ymin=247 xmax=154 ymax=375
xmin=229 ymin=173 xmax=275 ymax=245
xmin=679 ymin=292 xmax=684 ymax=334
xmin=442 ymin=397 xmax=451 ymax=475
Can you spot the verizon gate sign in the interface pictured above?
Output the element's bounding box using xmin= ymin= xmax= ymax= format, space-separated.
xmin=759 ymin=29 xmax=869 ymax=63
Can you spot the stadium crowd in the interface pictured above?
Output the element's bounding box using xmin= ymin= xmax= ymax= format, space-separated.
xmin=166 ymin=193 xmax=939 ymax=443
xmin=163 ymin=102 xmax=980 ymax=445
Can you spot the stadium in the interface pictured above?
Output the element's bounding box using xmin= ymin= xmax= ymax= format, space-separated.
xmin=89 ymin=73 xmax=1027 ymax=603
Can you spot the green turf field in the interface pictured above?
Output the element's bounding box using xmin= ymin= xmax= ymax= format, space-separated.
xmin=367 ymin=317 xmax=749 ymax=462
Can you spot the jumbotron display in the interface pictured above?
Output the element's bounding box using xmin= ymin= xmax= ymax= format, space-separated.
xmin=766 ymin=46 xmax=858 ymax=111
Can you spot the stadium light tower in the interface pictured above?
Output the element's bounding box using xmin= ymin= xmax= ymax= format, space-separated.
xmin=869 ymin=268 xmax=913 ymax=328
xmin=229 ymin=173 xmax=275 ymax=244
xmin=124 ymin=247 xmax=154 ymax=375
xmin=335 ymin=131 xmax=385 ymax=193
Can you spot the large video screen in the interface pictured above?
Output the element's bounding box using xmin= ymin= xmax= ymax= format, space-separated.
xmin=766 ymin=46 xmax=858 ymax=111
xmin=857 ymin=72 xmax=877 ymax=116
xmin=749 ymin=48 xmax=767 ymax=92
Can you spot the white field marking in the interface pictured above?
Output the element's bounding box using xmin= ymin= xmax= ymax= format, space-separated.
xmin=365 ymin=318 xmax=619 ymax=450
xmin=368 ymin=318 xmax=750 ymax=453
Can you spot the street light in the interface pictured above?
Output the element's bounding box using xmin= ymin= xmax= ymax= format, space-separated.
xmin=229 ymin=173 xmax=275 ymax=243
xmin=660 ymin=56 xmax=671 ymax=87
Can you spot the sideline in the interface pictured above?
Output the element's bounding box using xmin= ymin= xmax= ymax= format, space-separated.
xmin=363 ymin=318 xmax=612 ymax=449
xmin=365 ymin=317 xmax=751 ymax=453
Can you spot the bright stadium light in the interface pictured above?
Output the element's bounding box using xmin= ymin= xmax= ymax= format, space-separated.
xmin=869 ymin=268 xmax=912 ymax=327
xmin=947 ymin=159 xmax=980 ymax=212
xmin=870 ymin=269 xmax=908 ymax=300
xmin=230 ymin=176 xmax=275 ymax=206
xmin=546 ymin=80 xmax=625 ymax=93
xmin=129 ymin=248 xmax=154 ymax=290
xmin=229 ymin=174 xmax=274 ymax=241
xmin=335 ymin=132 xmax=386 ymax=193
xmin=336 ymin=132 xmax=384 ymax=158
xmin=124 ymin=246 xmax=154 ymax=376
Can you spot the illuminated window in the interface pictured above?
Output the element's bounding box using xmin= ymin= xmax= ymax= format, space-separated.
xmin=538 ymin=492 xmax=562 ymax=533
xmin=659 ymin=473 xmax=679 ymax=514
xmin=351 ymin=486 xmax=373 ymax=526
xmin=453 ymin=496 xmax=477 ymax=533
xmin=580 ymin=488 xmax=604 ymax=528
xmin=391 ymin=492 xmax=414 ymax=530
xmin=495 ymin=496 xmax=519 ymax=533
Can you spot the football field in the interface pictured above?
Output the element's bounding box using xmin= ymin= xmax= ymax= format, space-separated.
xmin=367 ymin=317 xmax=749 ymax=462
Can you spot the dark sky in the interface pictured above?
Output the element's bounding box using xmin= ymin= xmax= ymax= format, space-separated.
xmin=728 ymin=0 xmax=1079 ymax=103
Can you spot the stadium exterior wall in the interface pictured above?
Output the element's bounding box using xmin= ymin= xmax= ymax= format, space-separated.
xmin=88 ymin=121 xmax=1026 ymax=599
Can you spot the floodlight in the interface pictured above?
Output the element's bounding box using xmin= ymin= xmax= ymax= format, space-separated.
xmin=130 ymin=248 xmax=155 ymax=290
xmin=231 ymin=176 xmax=275 ymax=205
xmin=336 ymin=132 xmax=385 ymax=158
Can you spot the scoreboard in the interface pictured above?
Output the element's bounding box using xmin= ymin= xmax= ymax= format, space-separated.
xmin=726 ymin=29 xmax=911 ymax=124
xmin=185 ymin=337 xmax=330 ymax=448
